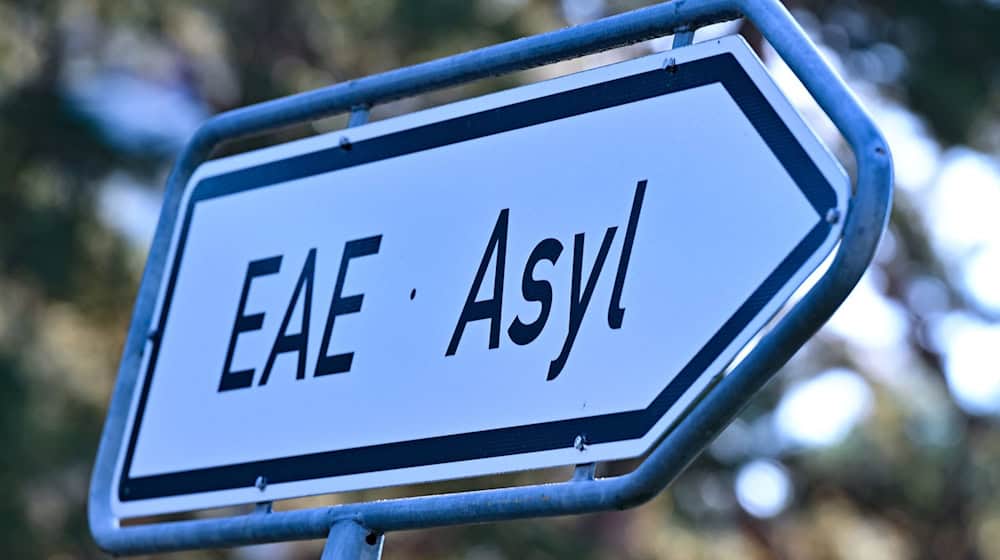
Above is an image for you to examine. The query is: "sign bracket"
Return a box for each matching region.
[673,27,696,48]
[88,0,892,556]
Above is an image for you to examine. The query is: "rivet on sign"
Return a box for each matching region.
[255,476,268,491]
[574,435,588,451]
[339,136,353,151]
[662,57,678,74]
[825,208,841,225]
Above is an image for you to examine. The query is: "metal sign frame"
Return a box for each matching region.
[88,0,892,557]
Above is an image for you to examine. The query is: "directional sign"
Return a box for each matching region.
[113,36,848,516]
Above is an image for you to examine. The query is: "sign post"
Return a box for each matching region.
[89,0,892,557]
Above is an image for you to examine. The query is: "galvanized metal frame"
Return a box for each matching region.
[88,0,893,555]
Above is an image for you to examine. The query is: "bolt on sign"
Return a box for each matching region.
[110,36,848,517]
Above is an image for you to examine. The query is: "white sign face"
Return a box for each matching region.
[113,36,848,517]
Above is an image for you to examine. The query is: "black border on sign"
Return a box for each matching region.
[120,53,836,501]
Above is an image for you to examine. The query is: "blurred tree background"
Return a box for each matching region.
[0,0,998,558]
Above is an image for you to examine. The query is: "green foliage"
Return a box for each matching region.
[0,0,997,558]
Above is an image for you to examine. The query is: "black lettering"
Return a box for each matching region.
[219,255,282,392]
[508,238,562,346]
[315,235,382,376]
[608,179,647,329]
[446,209,509,356]
[259,249,316,386]
[548,227,617,381]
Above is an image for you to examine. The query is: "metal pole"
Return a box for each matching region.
[320,521,383,560]
[319,98,378,560]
